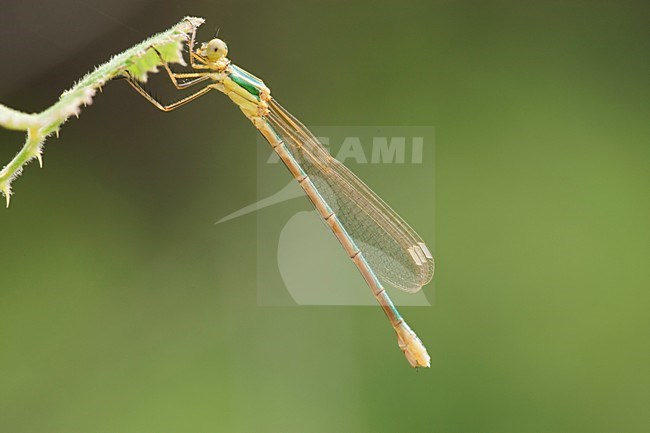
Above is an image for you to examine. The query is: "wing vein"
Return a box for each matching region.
[266,99,434,291]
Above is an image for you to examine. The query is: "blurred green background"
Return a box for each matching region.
[1,1,649,432]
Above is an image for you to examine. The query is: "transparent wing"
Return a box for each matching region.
[266,99,434,292]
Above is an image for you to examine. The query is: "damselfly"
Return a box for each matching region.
[124,21,435,368]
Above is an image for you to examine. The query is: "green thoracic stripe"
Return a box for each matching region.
[229,65,263,99]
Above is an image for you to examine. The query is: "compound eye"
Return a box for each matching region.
[206,38,228,61]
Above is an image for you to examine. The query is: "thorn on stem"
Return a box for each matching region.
[2,187,10,208]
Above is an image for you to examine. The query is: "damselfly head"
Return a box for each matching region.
[200,38,228,62]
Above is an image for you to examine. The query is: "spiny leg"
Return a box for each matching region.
[182,18,211,69]
[170,73,213,89]
[189,52,210,69]
[124,72,213,111]
[148,46,212,89]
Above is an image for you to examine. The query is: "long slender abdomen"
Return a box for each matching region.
[255,120,431,368]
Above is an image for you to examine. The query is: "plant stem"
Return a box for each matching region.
[0,16,204,207]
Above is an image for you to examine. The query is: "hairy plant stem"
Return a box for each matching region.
[0,16,204,207]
